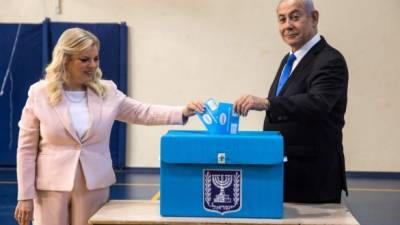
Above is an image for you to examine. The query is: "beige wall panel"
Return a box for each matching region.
[1,0,399,171]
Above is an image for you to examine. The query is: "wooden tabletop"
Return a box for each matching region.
[89,200,360,225]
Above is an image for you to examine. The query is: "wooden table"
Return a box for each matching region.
[89,200,360,225]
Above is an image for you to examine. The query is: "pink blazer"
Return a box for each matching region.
[17,80,184,200]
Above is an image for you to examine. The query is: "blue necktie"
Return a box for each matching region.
[276,53,296,96]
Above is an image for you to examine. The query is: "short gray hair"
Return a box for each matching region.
[278,0,315,15]
[303,0,315,14]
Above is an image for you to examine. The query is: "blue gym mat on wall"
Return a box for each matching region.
[0,18,128,168]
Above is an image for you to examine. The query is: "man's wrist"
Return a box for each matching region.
[264,98,270,111]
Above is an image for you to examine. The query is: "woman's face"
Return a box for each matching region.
[64,45,99,90]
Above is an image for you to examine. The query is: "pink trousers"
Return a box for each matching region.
[33,163,109,225]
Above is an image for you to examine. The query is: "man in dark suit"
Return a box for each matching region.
[234,0,348,203]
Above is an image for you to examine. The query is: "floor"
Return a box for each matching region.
[1,168,399,225]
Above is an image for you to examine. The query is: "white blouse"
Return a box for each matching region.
[64,91,90,139]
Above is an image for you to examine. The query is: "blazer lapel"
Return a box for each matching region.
[53,91,81,143]
[269,55,288,97]
[81,88,103,143]
[271,37,327,97]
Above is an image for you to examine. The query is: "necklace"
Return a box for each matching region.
[64,91,87,103]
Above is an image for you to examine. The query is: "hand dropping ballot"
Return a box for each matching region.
[196,98,239,134]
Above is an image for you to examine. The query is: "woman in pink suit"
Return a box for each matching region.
[14,27,204,225]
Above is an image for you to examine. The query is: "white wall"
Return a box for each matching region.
[1,0,399,172]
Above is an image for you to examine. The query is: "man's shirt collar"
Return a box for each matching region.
[290,33,321,70]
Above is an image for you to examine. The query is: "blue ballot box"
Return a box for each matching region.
[160,130,284,218]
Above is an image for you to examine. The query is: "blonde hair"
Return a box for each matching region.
[44,27,106,105]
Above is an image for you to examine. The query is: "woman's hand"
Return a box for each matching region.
[182,101,205,117]
[14,199,34,225]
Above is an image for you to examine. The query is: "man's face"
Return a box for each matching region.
[277,0,318,52]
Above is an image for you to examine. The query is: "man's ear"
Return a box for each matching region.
[311,10,319,28]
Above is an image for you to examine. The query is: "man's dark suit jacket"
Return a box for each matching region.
[264,37,348,203]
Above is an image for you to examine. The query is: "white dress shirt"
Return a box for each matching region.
[290,33,321,73]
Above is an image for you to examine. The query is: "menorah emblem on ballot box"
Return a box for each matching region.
[213,174,233,203]
[203,169,242,214]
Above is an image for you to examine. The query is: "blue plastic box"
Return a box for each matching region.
[160,130,284,218]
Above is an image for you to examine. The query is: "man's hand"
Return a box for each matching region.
[234,95,269,116]
[15,199,34,225]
